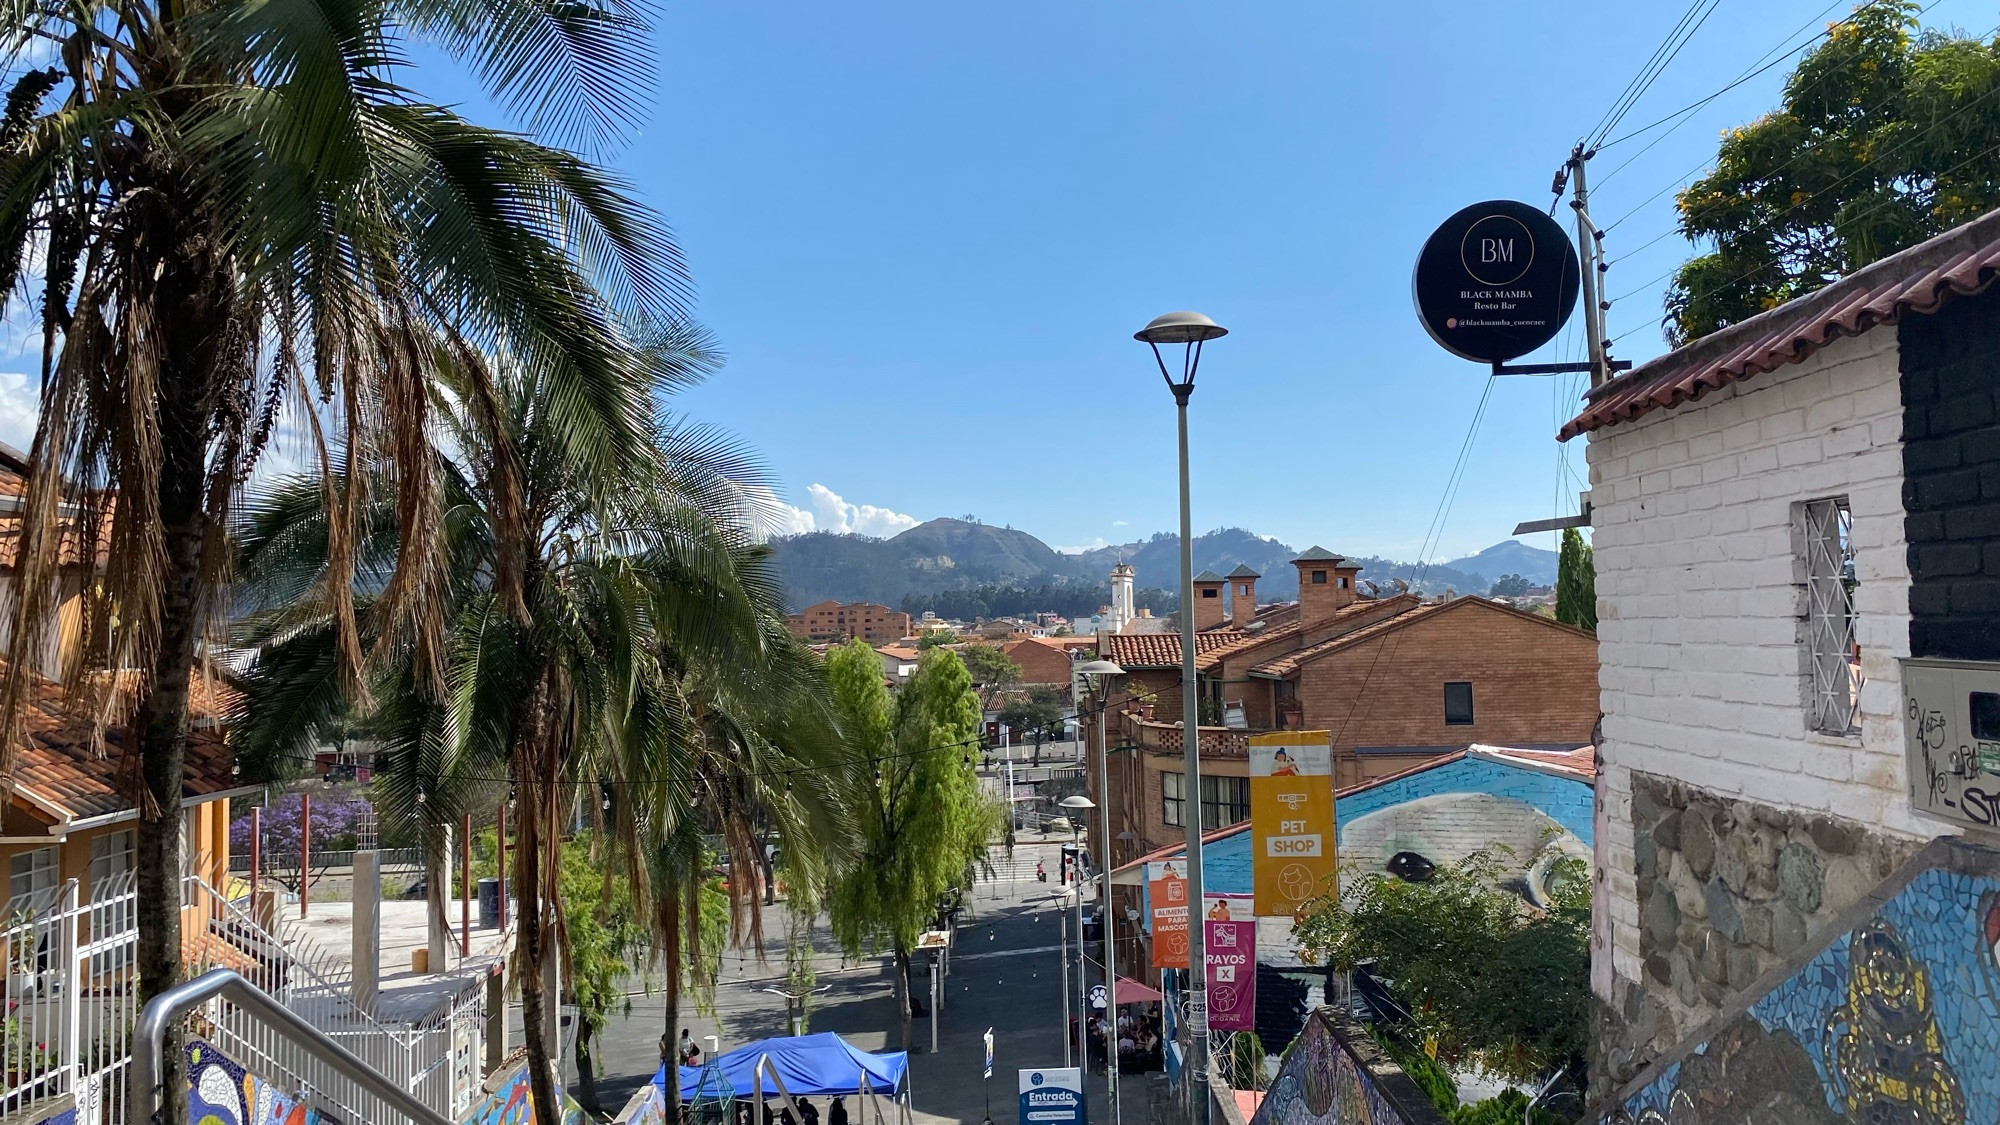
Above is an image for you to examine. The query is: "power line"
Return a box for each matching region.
[1598,60,2000,334]
[1598,0,1963,231]
[1604,129,2000,351]
[1587,0,1727,151]
[1328,376,1498,753]
[256,677,1185,789]
[1596,0,1848,160]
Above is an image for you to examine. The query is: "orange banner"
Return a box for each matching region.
[1147,861,1189,969]
[1249,731,1335,916]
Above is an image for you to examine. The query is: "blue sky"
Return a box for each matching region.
[3,0,1992,561]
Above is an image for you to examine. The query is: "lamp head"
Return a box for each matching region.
[1059,794,1097,810]
[1134,311,1228,344]
[1075,659,1126,678]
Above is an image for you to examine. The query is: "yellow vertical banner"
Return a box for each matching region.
[1249,731,1335,916]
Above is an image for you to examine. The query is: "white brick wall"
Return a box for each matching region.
[1583,329,1940,997]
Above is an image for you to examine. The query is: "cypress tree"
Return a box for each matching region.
[1555,527,1597,631]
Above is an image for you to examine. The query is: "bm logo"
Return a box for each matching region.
[1460,214,1533,287]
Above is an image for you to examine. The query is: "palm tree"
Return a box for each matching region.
[233,343,850,1119]
[0,0,675,1117]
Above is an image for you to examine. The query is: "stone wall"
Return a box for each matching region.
[1591,772,1921,1101]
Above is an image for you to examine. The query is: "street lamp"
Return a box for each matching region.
[1075,658,1127,1125]
[1058,793,1096,1081]
[1135,309,1227,1125]
[759,985,832,1037]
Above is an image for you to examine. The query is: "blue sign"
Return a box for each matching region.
[1018,1068,1085,1125]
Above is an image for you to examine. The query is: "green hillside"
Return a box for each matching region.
[769,518,1543,611]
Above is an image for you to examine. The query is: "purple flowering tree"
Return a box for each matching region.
[231,785,371,896]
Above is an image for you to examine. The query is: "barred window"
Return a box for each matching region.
[1798,497,1860,735]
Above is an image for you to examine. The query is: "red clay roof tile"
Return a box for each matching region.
[1561,208,2000,441]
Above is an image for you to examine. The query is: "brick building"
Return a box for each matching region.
[786,600,913,643]
[1082,550,1598,861]
[1570,209,2000,1101]
[1002,637,1076,685]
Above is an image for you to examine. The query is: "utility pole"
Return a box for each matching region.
[1567,144,1611,388]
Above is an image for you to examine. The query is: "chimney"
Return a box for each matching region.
[1191,570,1227,631]
[1292,546,1357,626]
[1226,564,1260,626]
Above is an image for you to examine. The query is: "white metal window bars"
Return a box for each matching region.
[3,867,485,1125]
[1803,497,1860,735]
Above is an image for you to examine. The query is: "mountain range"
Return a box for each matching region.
[769,518,1557,612]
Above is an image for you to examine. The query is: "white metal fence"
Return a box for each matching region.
[3,869,488,1124]
[2,872,138,1125]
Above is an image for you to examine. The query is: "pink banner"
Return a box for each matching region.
[1204,918,1257,1032]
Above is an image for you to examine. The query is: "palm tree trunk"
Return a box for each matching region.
[129,303,225,1125]
[517,771,562,1124]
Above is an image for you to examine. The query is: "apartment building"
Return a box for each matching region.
[786,600,914,643]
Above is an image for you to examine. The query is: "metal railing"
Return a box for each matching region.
[135,969,452,1125]
[4,868,482,1124]
[3,872,139,1124]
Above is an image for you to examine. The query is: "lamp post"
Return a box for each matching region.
[1059,793,1096,1084]
[1136,309,1227,1124]
[1075,659,1126,1125]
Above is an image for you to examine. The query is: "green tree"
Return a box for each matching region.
[960,643,1023,709]
[1293,851,1590,1084]
[1488,574,1533,598]
[916,626,960,650]
[230,341,848,1120]
[825,639,1001,1050]
[1555,529,1597,632]
[1665,1,2000,343]
[0,0,674,1113]
[998,685,1067,740]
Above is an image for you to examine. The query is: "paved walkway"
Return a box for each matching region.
[582,839,1156,1125]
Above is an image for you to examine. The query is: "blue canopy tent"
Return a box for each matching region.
[654,1032,910,1102]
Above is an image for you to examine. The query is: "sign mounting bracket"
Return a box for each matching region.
[1490,359,1632,378]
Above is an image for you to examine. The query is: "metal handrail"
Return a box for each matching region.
[133,969,454,1125]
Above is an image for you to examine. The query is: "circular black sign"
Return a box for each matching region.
[1413,199,1580,364]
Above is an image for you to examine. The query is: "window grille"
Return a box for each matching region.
[1801,497,1860,734]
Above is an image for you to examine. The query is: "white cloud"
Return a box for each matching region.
[767,483,919,538]
[0,372,39,450]
[1111,520,1129,527]
[1054,537,1110,554]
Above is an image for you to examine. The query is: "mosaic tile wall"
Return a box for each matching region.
[186,1038,342,1125]
[1249,1009,1445,1125]
[1606,839,2000,1125]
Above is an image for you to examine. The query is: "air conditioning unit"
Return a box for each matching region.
[1901,657,2000,832]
